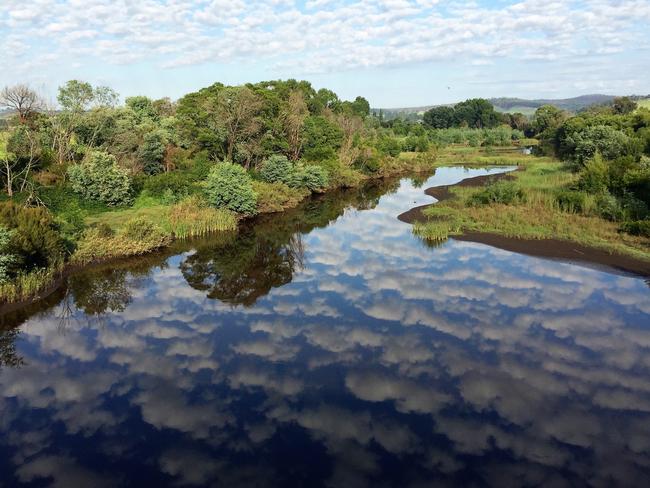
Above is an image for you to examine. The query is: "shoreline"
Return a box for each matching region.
[0,165,434,314]
[399,169,650,278]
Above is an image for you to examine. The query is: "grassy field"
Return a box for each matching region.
[414,158,650,261]
[636,98,650,110]
[432,144,551,167]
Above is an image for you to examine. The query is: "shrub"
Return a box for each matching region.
[0,226,16,284]
[253,181,308,213]
[260,155,294,185]
[555,189,587,213]
[67,151,133,206]
[142,171,194,200]
[0,202,67,271]
[594,193,623,221]
[288,165,329,191]
[205,162,258,215]
[577,152,609,193]
[468,181,525,206]
[620,219,650,237]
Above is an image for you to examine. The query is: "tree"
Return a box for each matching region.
[126,96,158,123]
[533,105,568,135]
[423,106,456,129]
[1,125,41,197]
[612,97,637,115]
[454,98,500,129]
[283,90,308,161]
[203,86,263,165]
[0,84,42,123]
[57,80,94,113]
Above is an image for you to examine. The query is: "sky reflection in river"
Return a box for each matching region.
[1,167,650,487]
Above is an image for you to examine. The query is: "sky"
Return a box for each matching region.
[1,0,649,108]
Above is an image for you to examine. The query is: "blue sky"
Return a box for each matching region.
[1,0,649,107]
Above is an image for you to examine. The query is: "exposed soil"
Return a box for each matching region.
[399,170,650,278]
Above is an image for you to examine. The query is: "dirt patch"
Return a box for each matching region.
[399,169,650,278]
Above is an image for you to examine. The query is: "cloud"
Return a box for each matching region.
[1,0,648,82]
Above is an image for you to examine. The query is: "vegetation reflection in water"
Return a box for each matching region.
[1,167,650,487]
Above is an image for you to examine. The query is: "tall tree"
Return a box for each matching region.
[203,86,263,165]
[283,90,309,161]
[0,84,42,123]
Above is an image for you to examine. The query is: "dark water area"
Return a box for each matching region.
[1,167,650,487]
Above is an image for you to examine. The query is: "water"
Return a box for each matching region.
[1,167,650,487]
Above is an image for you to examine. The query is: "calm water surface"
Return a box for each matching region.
[1,167,650,487]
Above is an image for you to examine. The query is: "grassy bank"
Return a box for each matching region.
[414,157,650,261]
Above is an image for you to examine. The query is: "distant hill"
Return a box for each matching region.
[373,94,650,120]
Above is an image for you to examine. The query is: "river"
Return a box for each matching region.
[1,166,649,487]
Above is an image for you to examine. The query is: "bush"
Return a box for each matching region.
[0,226,16,284]
[288,165,329,191]
[67,151,133,206]
[620,219,650,237]
[260,155,294,185]
[594,193,623,221]
[205,162,258,215]
[0,202,67,271]
[468,181,524,206]
[577,152,609,193]
[253,181,308,213]
[142,171,194,200]
[555,189,587,213]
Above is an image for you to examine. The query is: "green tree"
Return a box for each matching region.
[423,106,456,129]
[612,97,637,115]
[454,98,500,129]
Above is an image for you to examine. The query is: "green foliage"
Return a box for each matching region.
[253,181,308,213]
[570,125,632,167]
[620,219,650,237]
[376,136,402,157]
[468,181,524,206]
[556,189,587,213]
[0,202,67,272]
[205,162,258,215]
[288,164,329,191]
[302,116,343,161]
[260,155,294,185]
[0,226,16,284]
[423,99,500,129]
[142,171,195,200]
[139,131,166,175]
[68,151,133,206]
[423,106,456,129]
[577,152,609,193]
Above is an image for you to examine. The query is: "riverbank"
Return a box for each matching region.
[0,152,437,309]
[406,161,650,275]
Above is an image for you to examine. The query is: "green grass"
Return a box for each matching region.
[433,145,554,167]
[636,98,650,111]
[414,159,650,261]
